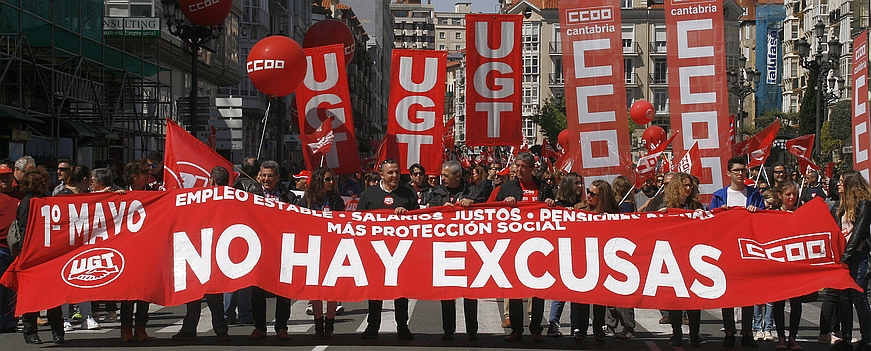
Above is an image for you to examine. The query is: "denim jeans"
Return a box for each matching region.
[753,303,773,332]
[549,300,565,324]
[838,253,871,343]
[0,247,18,330]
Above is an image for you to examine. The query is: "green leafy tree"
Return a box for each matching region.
[828,100,852,140]
[532,97,567,143]
[740,109,800,138]
[798,70,818,136]
[819,121,843,164]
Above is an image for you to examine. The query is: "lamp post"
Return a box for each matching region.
[727,55,761,141]
[161,0,224,136]
[794,19,842,157]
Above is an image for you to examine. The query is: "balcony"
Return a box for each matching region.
[622,41,642,55]
[548,41,561,54]
[548,73,564,86]
[625,72,642,87]
[654,102,670,115]
[649,42,667,55]
[649,73,668,86]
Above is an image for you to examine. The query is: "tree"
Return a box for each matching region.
[820,121,843,164]
[798,70,818,136]
[828,100,851,140]
[741,109,800,138]
[531,97,566,142]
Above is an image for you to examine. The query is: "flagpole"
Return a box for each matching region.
[257,98,273,160]
[619,188,633,205]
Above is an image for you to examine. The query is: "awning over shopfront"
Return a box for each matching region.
[0,105,45,124]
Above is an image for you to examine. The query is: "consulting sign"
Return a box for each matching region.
[103,17,160,37]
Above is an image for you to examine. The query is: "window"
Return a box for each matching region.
[626,89,635,108]
[522,117,537,141]
[792,23,799,39]
[622,26,634,53]
[524,55,539,74]
[790,61,798,77]
[654,26,667,52]
[455,32,462,39]
[653,89,669,113]
[621,0,633,8]
[522,21,540,52]
[440,45,445,50]
[439,31,446,39]
[653,59,667,83]
[455,45,461,50]
[624,58,635,83]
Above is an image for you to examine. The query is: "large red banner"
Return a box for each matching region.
[1,190,856,315]
[853,30,870,180]
[465,14,523,146]
[558,0,632,183]
[665,0,730,197]
[386,50,446,174]
[164,119,234,190]
[296,44,361,175]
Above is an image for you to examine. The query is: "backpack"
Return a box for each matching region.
[6,218,20,255]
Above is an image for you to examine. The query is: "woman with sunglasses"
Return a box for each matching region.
[298,167,345,339]
[829,171,871,351]
[569,179,615,345]
[653,173,704,347]
[546,173,585,338]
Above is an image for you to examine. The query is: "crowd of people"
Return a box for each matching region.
[0,151,868,351]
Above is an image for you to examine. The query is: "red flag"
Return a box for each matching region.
[786,134,821,172]
[207,124,218,150]
[729,114,735,145]
[677,141,703,177]
[825,162,834,180]
[163,119,234,190]
[541,138,559,160]
[460,154,471,169]
[660,154,672,174]
[298,117,335,169]
[632,132,680,188]
[733,120,780,156]
[443,117,456,150]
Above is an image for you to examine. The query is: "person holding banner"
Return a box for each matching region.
[297,167,345,339]
[830,170,871,351]
[710,155,765,348]
[427,160,481,341]
[769,182,806,350]
[496,152,554,343]
[172,166,231,342]
[249,160,294,341]
[572,179,615,345]
[358,159,419,340]
[654,173,704,347]
[119,159,155,342]
[545,172,586,342]
[16,167,64,344]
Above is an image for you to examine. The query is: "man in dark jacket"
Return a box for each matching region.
[225,157,259,326]
[233,157,263,196]
[358,159,418,340]
[495,153,554,343]
[427,160,481,341]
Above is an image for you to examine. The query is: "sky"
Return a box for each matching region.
[432,0,501,14]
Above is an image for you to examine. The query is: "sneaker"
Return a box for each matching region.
[615,329,635,339]
[546,321,561,337]
[63,321,74,332]
[764,331,775,341]
[573,329,585,343]
[305,303,314,315]
[103,311,117,322]
[602,325,615,337]
[754,330,764,341]
[81,317,101,330]
[336,303,345,315]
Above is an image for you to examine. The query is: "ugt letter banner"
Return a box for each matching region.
[1,189,857,315]
[295,44,361,175]
[558,0,632,183]
[464,14,523,146]
[386,49,446,174]
[665,0,730,196]
[853,30,870,180]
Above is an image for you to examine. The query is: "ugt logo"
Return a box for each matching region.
[166,161,212,189]
[62,248,125,288]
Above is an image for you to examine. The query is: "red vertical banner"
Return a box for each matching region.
[295,44,361,174]
[558,0,632,182]
[465,14,523,146]
[386,50,447,174]
[853,30,870,180]
[665,0,729,196]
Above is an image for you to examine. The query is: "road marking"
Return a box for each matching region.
[312,345,328,351]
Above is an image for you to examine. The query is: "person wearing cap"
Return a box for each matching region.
[0,163,23,200]
[0,161,21,333]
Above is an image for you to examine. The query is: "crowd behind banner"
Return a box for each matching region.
[0,151,866,351]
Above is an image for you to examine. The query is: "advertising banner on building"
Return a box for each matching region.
[295,44,361,175]
[853,30,870,180]
[2,189,855,314]
[558,0,632,183]
[665,0,731,196]
[464,14,523,146]
[386,49,447,174]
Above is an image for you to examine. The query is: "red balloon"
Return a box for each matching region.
[247,36,306,97]
[303,20,356,66]
[557,129,569,151]
[641,126,667,152]
[630,100,655,125]
[179,0,232,27]
[368,140,380,148]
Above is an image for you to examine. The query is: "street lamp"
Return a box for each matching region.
[161,0,224,135]
[795,19,842,157]
[727,55,761,141]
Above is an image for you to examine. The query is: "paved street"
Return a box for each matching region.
[0,298,853,350]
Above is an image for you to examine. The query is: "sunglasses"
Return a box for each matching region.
[323,177,334,182]
[586,190,599,197]
[57,167,70,171]
[773,171,785,174]
[148,163,159,168]
[412,172,423,176]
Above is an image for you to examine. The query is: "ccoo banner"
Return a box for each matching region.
[1,189,856,315]
[853,30,870,180]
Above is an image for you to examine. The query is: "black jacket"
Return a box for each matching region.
[837,199,871,263]
[234,176,263,196]
[427,183,481,207]
[495,178,554,202]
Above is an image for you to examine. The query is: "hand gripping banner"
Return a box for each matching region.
[1,190,857,315]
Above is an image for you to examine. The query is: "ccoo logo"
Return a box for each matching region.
[62,248,125,288]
